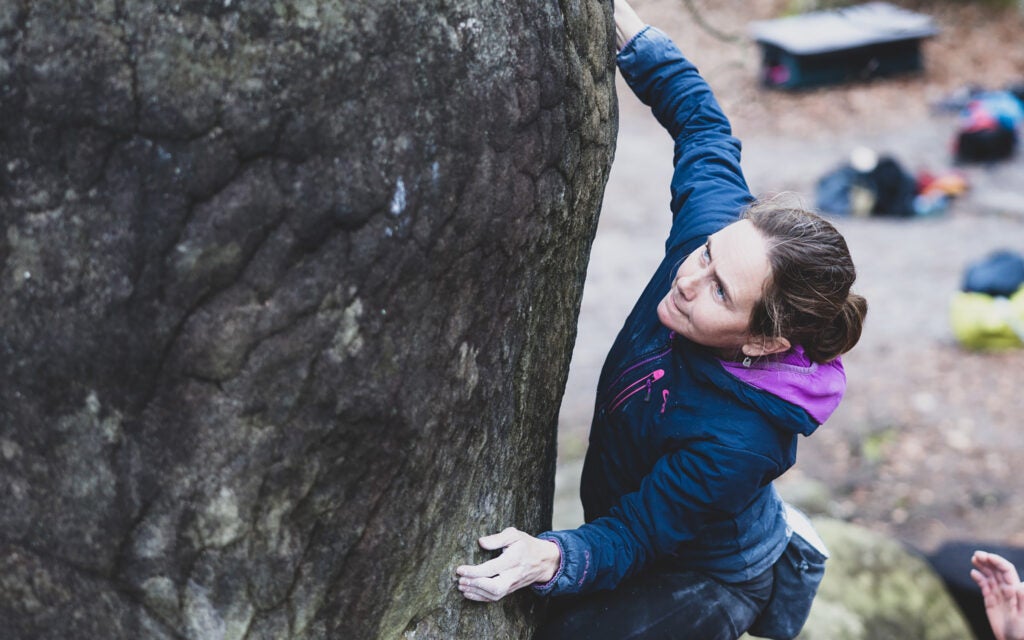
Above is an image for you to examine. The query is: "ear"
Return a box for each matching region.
[741,335,791,358]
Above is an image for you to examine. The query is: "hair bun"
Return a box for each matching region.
[808,294,868,363]
[745,201,869,363]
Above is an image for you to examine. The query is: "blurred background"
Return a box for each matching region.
[553,0,1024,562]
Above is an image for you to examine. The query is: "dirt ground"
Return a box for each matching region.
[554,0,1024,556]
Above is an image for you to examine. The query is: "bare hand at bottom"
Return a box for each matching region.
[972,550,1024,640]
[456,527,561,602]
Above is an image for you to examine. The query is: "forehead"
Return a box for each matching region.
[710,220,771,306]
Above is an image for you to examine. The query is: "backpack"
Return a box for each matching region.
[954,91,1023,163]
[951,250,1024,349]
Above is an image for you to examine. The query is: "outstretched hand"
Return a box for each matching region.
[971,550,1024,640]
[456,527,561,602]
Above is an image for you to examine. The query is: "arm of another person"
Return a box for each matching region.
[972,550,1024,640]
[615,1,753,253]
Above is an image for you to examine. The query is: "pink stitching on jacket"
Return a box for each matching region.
[578,550,591,586]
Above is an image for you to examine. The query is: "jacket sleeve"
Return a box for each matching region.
[616,26,754,255]
[534,440,777,597]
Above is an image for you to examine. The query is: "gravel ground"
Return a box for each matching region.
[554,0,1024,555]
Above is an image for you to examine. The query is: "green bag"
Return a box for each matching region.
[950,287,1024,350]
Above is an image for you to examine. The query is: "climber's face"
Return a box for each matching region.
[657,220,776,357]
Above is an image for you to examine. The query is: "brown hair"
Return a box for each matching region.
[744,199,868,363]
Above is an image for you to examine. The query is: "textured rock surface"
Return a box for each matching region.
[0,1,616,638]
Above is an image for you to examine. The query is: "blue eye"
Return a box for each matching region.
[702,245,710,261]
[715,282,726,299]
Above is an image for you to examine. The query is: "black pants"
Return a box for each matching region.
[534,567,773,640]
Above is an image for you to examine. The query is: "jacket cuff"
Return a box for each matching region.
[616,25,672,81]
[531,531,592,596]
[617,24,652,58]
[531,534,566,595]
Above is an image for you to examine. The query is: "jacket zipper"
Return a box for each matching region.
[605,345,672,393]
[601,336,674,414]
[608,368,665,413]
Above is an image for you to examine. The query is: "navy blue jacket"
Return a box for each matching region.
[535,27,833,597]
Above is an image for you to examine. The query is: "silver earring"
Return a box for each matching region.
[742,356,752,367]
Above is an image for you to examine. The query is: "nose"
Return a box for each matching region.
[676,272,700,301]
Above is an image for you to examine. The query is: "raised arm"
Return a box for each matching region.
[615,2,753,253]
[614,0,645,50]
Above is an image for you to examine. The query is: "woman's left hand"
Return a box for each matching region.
[456,527,561,602]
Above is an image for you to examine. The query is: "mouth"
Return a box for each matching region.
[670,288,685,314]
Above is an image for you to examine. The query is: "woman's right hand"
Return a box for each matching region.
[455,527,561,602]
